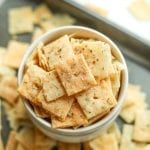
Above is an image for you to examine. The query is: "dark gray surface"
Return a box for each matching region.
[0,0,150,146]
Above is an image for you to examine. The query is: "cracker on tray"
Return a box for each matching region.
[77,78,117,119]
[56,54,97,96]
[9,6,34,34]
[4,40,29,68]
[43,35,75,70]
[51,102,88,128]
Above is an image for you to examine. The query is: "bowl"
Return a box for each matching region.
[18,26,128,143]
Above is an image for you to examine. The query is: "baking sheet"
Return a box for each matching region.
[0,0,150,146]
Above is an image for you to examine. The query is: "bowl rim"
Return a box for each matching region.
[18,25,128,134]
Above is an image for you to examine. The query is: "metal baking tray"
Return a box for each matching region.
[1,0,150,147]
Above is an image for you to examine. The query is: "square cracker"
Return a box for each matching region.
[0,76,18,105]
[51,102,88,128]
[43,70,65,102]
[9,6,34,34]
[18,65,47,103]
[43,35,75,70]
[4,40,29,68]
[76,78,117,119]
[72,41,114,78]
[56,54,97,96]
[89,133,118,150]
[132,110,150,143]
[36,91,74,120]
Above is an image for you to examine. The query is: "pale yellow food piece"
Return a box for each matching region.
[16,144,26,150]
[6,131,18,150]
[129,0,150,20]
[56,54,97,96]
[132,110,150,143]
[9,6,34,34]
[16,127,35,150]
[43,35,75,70]
[120,124,147,150]
[107,122,121,144]
[18,65,47,103]
[0,136,4,150]
[72,40,114,79]
[34,128,56,149]
[34,3,53,24]
[43,70,65,102]
[0,66,16,78]
[89,133,118,150]
[4,40,29,68]
[51,102,88,128]
[77,78,117,119]
[40,20,56,32]
[58,142,81,150]
[0,76,18,105]
[36,91,74,120]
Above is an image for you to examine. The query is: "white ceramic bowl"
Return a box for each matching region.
[18,26,128,143]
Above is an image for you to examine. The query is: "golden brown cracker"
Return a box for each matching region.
[51,102,88,128]
[4,40,29,68]
[56,54,97,96]
[58,142,81,150]
[77,78,117,119]
[43,35,75,70]
[9,6,34,34]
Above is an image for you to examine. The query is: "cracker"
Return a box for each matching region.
[58,142,81,150]
[37,42,50,71]
[18,65,47,103]
[43,35,75,70]
[132,110,150,143]
[72,41,114,78]
[77,78,117,119]
[4,40,29,68]
[34,128,56,149]
[0,66,16,78]
[129,0,150,20]
[43,70,65,102]
[40,20,56,32]
[51,102,88,128]
[0,76,18,105]
[9,6,34,34]
[16,144,26,150]
[16,127,35,150]
[36,91,74,120]
[0,135,4,150]
[6,131,18,150]
[107,122,121,144]
[34,4,53,24]
[89,133,118,150]
[56,54,96,96]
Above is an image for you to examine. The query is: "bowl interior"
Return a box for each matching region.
[18,26,128,134]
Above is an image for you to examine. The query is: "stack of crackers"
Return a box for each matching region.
[0,3,150,150]
[18,34,123,129]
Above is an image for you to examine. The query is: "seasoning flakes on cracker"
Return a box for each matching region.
[9,7,34,34]
[77,78,117,119]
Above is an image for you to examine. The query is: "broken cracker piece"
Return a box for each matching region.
[43,70,65,102]
[4,40,29,68]
[58,142,81,150]
[18,65,47,103]
[51,102,88,128]
[56,54,97,96]
[9,6,34,34]
[77,78,117,119]
[43,35,75,70]
[132,110,150,143]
